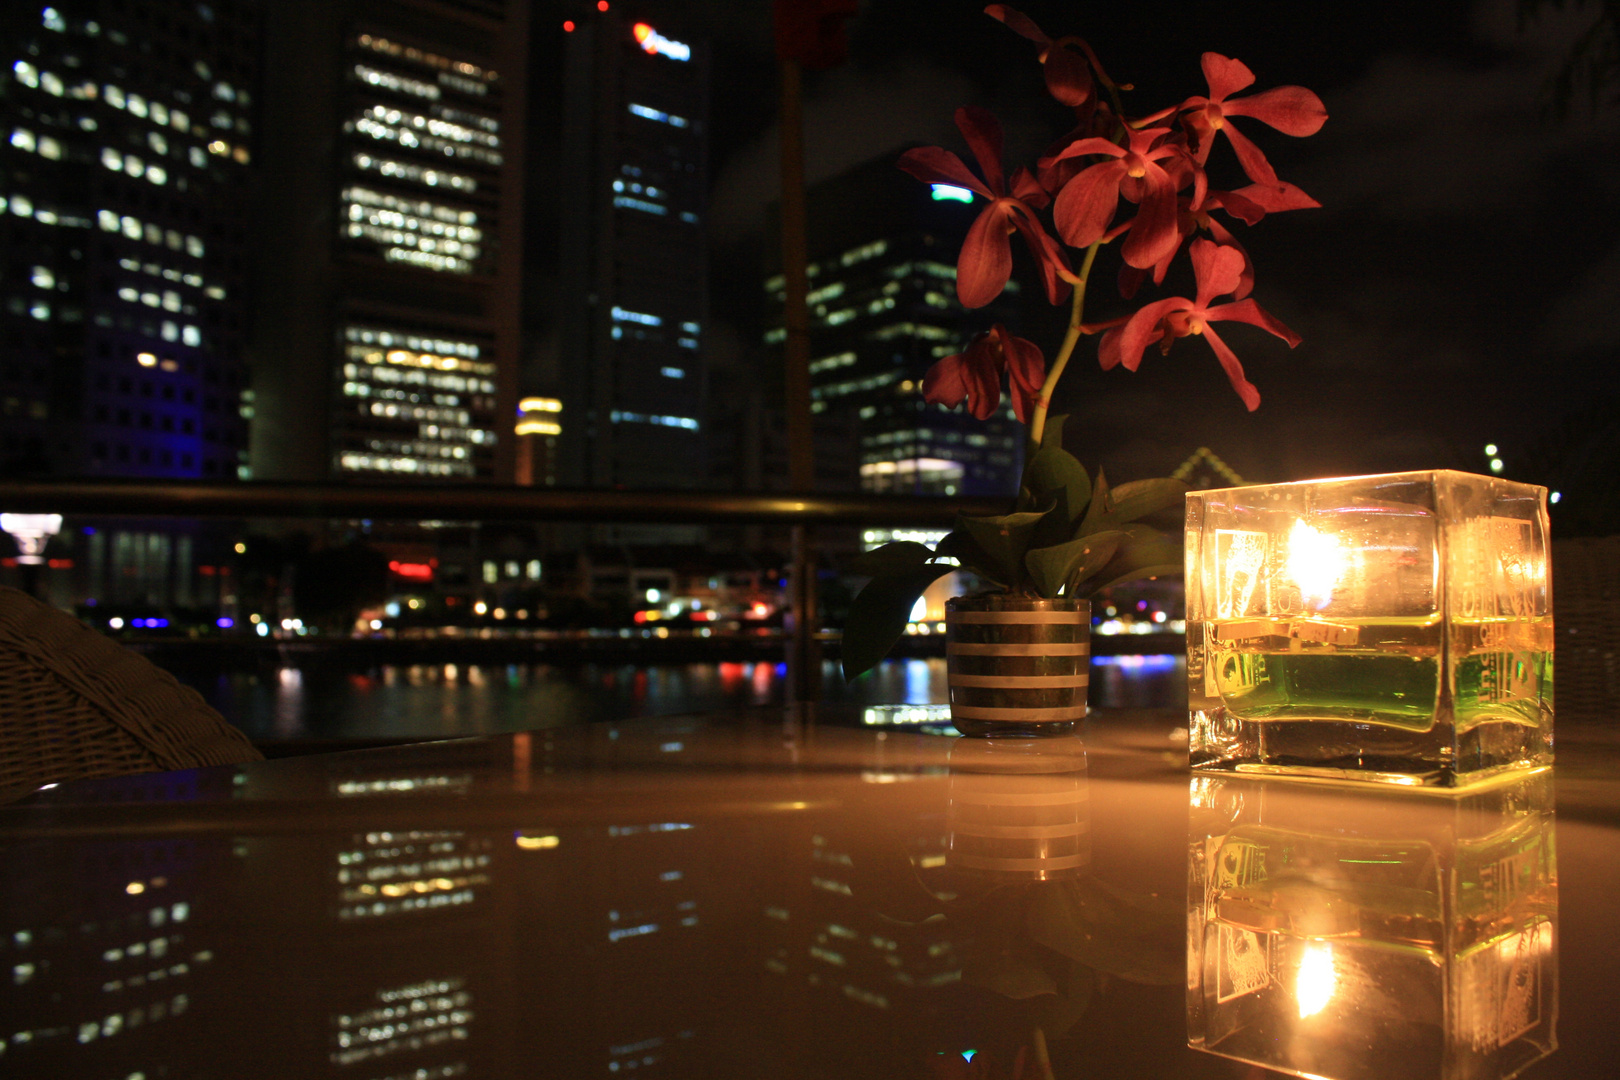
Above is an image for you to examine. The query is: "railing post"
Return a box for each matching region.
[788,523,820,702]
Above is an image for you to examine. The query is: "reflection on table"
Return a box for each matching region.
[1189,773,1557,1080]
[0,708,1604,1079]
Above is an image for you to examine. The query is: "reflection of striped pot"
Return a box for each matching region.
[947,736,1089,881]
[945,596,1090,737]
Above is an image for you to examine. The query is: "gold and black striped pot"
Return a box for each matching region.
[945,595,1090,737]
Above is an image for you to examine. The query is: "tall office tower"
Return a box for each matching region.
[555,9,709,490]
[249,0,526,482]
[765,154,1024,497]
[1,3,257,481]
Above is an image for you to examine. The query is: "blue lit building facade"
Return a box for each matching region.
[1,2,257,481]
[556,8,708,490]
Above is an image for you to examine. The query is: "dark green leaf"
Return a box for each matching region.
[840,564,957,680]
[959,510,1046,591]
[1084,477,1189,532]
[934,529,1005,587]
[1078,467,1111,536]
[1072,524,1184,596]
[842,540,935,578]
[1024,529,1125,598]
[1023,445,1092,526]
[1041,412,1069,451]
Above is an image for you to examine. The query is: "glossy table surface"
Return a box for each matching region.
[3,705,1618,1080]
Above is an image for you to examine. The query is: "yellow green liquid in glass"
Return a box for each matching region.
[1206,616,1551,732]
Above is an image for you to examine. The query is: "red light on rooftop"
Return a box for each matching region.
[563,19,575,31]
[388,560,434,582]
[597,0,609,10]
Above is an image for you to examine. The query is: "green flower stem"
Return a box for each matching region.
[1027,239,1102,453]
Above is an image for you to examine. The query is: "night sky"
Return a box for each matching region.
[635,0,1620,498]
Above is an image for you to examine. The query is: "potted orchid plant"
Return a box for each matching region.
[840,5,1326,735]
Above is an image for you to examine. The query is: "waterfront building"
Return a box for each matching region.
[248,0,527,483]
[764,154,1024,497]
[554,7,709,491]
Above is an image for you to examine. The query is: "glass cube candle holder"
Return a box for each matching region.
[1187,774,1557,1080]
[1185,471,1553,788]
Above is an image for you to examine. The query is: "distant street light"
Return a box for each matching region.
[0,513,62,564]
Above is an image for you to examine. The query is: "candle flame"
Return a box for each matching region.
[1287,519,1345,608]
[1296,942,1336,1019]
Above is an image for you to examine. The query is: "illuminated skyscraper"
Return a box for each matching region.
[555,8,709,490]
[765,155,1024,496]
[0,2,258,481]
[248,0,527,482]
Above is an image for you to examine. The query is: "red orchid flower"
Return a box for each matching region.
[1099,239,1299,411]
[1118,181,1318,300]
[1175,53,1327,184]
[923,324,1045,422]
[984,5,1097,108]
[898,107,1073,309]
[1044,125,1200,269]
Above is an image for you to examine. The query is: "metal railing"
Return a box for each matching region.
[0,480,1013,700]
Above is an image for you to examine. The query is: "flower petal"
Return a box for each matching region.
[1204,219,1254,299]
[921,353,970,409]
[897,147,994,199]
[1201,53,1256,102]
[1224,85,1327,136]
[1115,297,1188,372]
[1043,44,1094,107]
[1189,239,1247,306]
[1206,297,1302,347]
[1009,202,1074,305]
[955,106,1006,196]
[1120,170,1182,270]
[1220,121,1278,185]
[1199,324,1262,410]
[999,328,1047,423]
[957,205,1015,308]
[1041,135,1125,168]
[1009,166,1049,209]
[963,338,1003,420]
[983,4,1049,45]
[1052,159,1126,248]
[1098,325,1125,369]
[1233,180,1320,213]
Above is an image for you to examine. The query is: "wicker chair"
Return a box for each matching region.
[1552,536,1620,726]
[0,585,261,797]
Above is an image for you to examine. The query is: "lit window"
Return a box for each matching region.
[30,302,50,321]
[124,154,144,177]
[101,147,122,170]
[161,321,178,342]
[660,367,685,379]
[161,291,180,312]
[120,216,141,240]
[186,236,204,258]
[97,209,118,231]
[151,101,169,125]
[41,71,64,97]
[182,326,200,346]
[13,61,39,89]
[148,132,168,154]
[30,267,53,289]
[10,128,36,153]
[43,8,67,32]
[127,93,147,118]
[104,84,124,107]
[38,136,60,159]
[118,287,139,302]
[147,165,167,185]
[188,146,206,168]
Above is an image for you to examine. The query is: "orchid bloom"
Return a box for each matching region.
[1118,180,1319,300]
[1175,53,1328,184]
[1099,240,1299,411]
[1044,125,1200,270]
[898,107,1073,309]
[984,5,1096,108]
[923,324,1046,422]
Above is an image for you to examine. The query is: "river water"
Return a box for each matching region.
[186,655,1186,741]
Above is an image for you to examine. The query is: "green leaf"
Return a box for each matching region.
[1077,467,1111,536]
[1084,477,1189,533]
[842,540,935,578]
[959,510,1046,591]
[1024,529,1125,598]
[1041,412,1069,451]
[934,529,1005,587]
[1072,524,1184,596]
[1023,445,1092,539]
[840,564,956,680]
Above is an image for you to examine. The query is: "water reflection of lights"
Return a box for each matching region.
[1092,653,1179,670]
[1296,942,1336,1019]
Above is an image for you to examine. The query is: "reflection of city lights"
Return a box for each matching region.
[515,834,560,850]
[1296,943,1336,1019]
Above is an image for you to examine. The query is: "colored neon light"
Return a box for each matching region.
[631,22,691,61]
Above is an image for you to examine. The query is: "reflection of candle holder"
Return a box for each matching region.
[946,737,1088,881]
[1186,471,1553,788]
[1188,773,1557,1080]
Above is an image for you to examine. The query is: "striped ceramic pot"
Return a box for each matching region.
[946,735,1089,881]
[945,595,1090,737]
